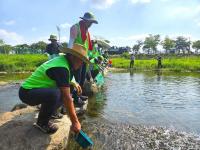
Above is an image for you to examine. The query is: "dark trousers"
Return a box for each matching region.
[19,87,62,125]
[74,63,87,87]
[86,69,99,81]
[158,60,162,68]
[130,60,134,68]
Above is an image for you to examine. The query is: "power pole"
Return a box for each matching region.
[56,25,61,43]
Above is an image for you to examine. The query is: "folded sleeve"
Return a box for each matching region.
[46,67,70,87]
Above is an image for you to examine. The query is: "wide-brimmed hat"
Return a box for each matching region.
[48,35,57,41]
[80,12,98,24]
[60,44,90,64]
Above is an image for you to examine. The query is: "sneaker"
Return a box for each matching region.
[80,95,88,101]
[33,122,58,134]
[51,112,63,119]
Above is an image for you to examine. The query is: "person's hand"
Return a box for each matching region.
[90,78,94,83]
[71,120,81,133]
[74,83,82,95]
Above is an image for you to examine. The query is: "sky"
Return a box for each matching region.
[1,0,200,47]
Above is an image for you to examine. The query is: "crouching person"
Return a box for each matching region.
[86,56,103,82]
[18,44,90,134]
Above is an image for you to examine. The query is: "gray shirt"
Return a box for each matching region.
[130,55,135,61]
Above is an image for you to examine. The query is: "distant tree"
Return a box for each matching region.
[13,45,21,54]
[0,39,5,46]
[143,34,160,54]
[142,44,151,54]
[30,43,38,53]
[13,44,30,54]
[30,41,47,53]
[192,40,200,54]
[132,40,143,54]
[36,41,47,53]
[161,36,175,53]
[0,39,5,53]
[0,44,12,54]
[175,36,190,54]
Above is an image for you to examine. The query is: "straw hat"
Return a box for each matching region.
[60,44,90,64]
[80,12,98,24]
[48,35,57,41]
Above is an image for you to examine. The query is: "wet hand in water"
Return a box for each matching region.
[71,121,81,133]
[90,78,94,83]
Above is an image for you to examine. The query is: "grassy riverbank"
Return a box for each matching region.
[111,56,200,72]
[0,54,200,72]
[0,54,48,72]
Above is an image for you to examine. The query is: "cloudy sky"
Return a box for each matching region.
[1,0,200,46]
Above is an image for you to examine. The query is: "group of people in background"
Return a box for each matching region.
[19,12,109,134]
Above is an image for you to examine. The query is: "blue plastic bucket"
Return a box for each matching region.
[75,130,94,148]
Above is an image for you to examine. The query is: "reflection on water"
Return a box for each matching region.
[0,84,21,113]
[86,91,107,118]
[67,71,200,149]
[1,72,200,149]
[0,73,30,113]
[104,71,200,134]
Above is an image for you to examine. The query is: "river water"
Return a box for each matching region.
[104,71,200,134]
[0,73,29,113]
[0,72,200,149]
[67,70,200,149]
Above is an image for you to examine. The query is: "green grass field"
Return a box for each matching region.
[0,54,199,73]
[0,54,48,72]
[112,56,200,72]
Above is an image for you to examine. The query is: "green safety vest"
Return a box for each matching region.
[74,23,89,52]
[90,58,99,71]
[88,50,93,59]
[22,56,71,89]
[88,45,100,59]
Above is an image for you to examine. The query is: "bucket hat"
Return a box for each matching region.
[48,35,57,41]
[80,12,98,24]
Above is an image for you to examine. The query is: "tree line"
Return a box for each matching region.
[0,39,67,54]
[132,35,200,54]
[1,34,200,54]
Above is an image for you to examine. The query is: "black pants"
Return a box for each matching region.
[130,60,134,68]
[158,60,162,68]
[86,70,99,81]
[19,87,62,125]
[74,63,87,87]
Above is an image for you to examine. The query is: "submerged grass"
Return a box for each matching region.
[112,56,200,72]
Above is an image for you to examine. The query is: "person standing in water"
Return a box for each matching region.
[130,53,135,68]
[157,55,162,68]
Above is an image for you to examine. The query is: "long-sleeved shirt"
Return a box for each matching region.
[45,43,60,55]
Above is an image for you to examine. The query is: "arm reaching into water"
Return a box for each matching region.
[60,87,81,133]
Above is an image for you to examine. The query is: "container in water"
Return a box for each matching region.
[75,130,94,148]
[95,72,104,86]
